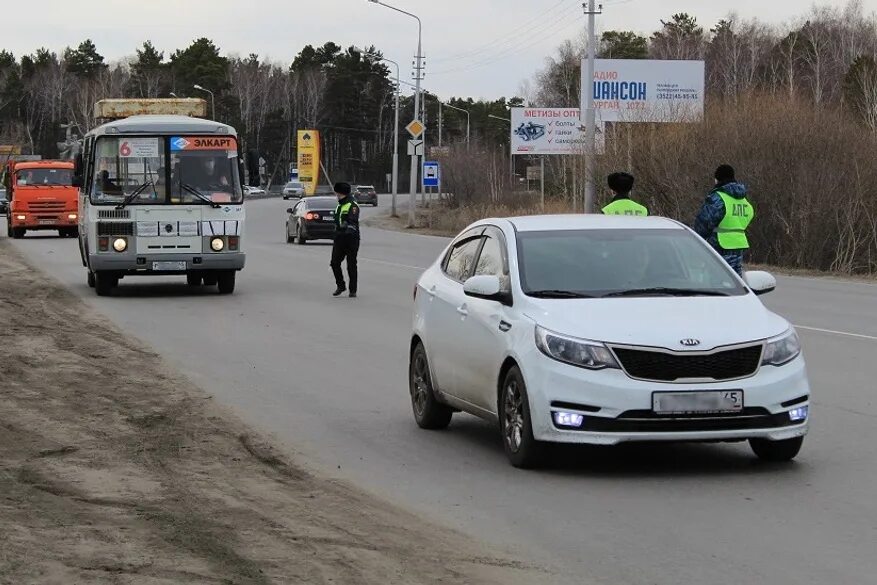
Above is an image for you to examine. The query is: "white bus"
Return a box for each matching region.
[74,103,259,296]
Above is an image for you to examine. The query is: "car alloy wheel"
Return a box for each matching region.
[408,342,452,429]
[503,379,525,453]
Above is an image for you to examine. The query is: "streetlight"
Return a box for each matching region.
[193,84,215,120]
[367,0,422,228]
[356,47,401,218]
[443,102,470,150]
[488,114,514,185]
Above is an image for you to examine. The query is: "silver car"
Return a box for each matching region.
[282,181,305,199]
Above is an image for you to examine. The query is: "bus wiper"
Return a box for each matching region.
[115,181,154,209]
[603,287,731,298]
[180,183,220,208]
[527,289,595,299]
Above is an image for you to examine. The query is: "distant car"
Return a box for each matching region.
[243,185,266,196]
[354,185,378,206]
[0,188,7,215]
[285,196,337,244]
[283,181,305,199]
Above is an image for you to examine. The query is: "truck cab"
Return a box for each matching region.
[5,160,79,238]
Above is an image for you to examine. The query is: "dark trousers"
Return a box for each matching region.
[330,235,359,292]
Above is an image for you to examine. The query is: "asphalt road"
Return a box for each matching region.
[6,198,877,585]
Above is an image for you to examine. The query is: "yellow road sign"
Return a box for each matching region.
[406,119,425,138]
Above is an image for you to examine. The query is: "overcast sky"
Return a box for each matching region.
[4,0,877,100]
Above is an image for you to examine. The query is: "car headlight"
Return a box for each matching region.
[210,237,225,251]
[535,325,619,370]
[762,329,801,366]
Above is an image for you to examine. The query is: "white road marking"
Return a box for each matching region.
[795,325,877,341]
[360,257,427,271]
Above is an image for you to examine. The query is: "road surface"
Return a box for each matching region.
[6,197,877,585]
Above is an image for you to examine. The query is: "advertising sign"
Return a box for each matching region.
[510,108,604,155]
[120,138,161,158]
[297,130,320,196]
[585,59,705,123]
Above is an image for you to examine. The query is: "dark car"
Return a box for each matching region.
[0,188,7,215]
[285,196,337,244]
[354,185,378,206]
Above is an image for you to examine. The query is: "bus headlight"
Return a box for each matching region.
[113,237,127,252]
[210,237,225,251]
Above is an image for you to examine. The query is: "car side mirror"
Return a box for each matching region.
[744,270,776,295]
[463,275,512,305]
[286,208,294,214]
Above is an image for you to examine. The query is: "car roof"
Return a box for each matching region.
[503,214,685,232]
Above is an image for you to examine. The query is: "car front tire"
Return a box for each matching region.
[500,366,545,469]
[409,341,453,430]
[750,436,804,462]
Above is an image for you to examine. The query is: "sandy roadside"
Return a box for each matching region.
[0,239,547,585]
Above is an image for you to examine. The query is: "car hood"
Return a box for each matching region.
[524,295,790,351]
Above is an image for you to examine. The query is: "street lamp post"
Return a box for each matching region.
[356,47,401,218]
[368,0,422,228]
[193,84,216,121]
[488,113,513,186]
[443,102,470,150]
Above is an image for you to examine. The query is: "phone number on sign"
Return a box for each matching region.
[657,93,701,100]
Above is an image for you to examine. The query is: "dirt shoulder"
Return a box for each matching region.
[0,240,543,584]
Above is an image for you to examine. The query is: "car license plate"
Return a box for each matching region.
[652,391,743,415]
[152,261,187,271]
[39,219,56,225]
[324,216,334,222]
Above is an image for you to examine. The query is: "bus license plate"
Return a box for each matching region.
[152,261,187,271]
[652,391,743,415]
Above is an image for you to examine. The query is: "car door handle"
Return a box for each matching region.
[499,320,511,332]
[456,305,469,316]
[427,285,437,298]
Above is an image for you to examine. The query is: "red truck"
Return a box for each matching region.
[4,160,79,238]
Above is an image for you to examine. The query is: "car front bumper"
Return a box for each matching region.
[89,252,245,274]
[521,348,811,445]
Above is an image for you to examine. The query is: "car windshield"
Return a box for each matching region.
[90,136,243,206]
[15,168,72,186]
[516,228,747,297]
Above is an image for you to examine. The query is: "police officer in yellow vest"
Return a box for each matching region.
[694,164,754,275]
[330,182,360,297]
[602,172,648,216]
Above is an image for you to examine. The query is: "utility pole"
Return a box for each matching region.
[582,0,600,214]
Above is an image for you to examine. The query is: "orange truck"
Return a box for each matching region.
[4,160,79,238]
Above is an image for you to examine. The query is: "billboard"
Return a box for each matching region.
[510,108,604,155]
[584,59,705,123]
[296,130,320,196]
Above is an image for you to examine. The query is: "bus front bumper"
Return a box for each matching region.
[89,252,246,274]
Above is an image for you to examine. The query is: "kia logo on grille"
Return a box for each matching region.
[680,338,701,347]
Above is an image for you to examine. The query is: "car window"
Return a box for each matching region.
[516,228,747,297]
[444,232,484,282]
[474,231,508,278]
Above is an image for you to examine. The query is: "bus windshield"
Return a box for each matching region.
[90,136,243,205]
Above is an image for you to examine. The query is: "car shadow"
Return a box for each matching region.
[106,282,225,298]
[446,415,801,478]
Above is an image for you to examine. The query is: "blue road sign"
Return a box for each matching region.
[423,161,439,188]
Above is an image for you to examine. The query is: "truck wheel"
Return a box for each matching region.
[6,221,12,237]
[11,228,25,239]
[186,273,202,287]
[87,271,96,288]
[94,272,117,296]
[217,271,236,294]
[68,227,79,238]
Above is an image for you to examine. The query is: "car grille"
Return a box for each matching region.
[577,408,795,433]
[612,344,762,382]
[27,201,65,212]
[97,221,135,236]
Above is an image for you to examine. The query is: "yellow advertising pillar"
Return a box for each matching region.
[297,130,320,196]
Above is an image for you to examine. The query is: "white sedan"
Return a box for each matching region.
[409,215,810,468]
[243,185,266,196]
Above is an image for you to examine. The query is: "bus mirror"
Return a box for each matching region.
[246,149,260,187]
